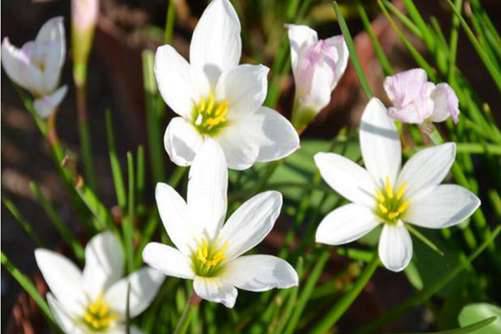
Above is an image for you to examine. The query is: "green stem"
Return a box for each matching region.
[312,254,379,334]
[164,0,177,44]
[173,292,199,334]
[76,84,96,190]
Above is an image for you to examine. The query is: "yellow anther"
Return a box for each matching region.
[397,201,409,214]
[192,93,229,135]
[378,203,388,214]
[375,190,384,203]
[82,296,117,331]
[192,239,228,277]
[396,182,408,201]
[384,176,393,199]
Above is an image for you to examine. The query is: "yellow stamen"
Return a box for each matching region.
[375,177,409,224]
[192,93,229,135]
[82,296,117,331]
[385,176,393,199]
[193,239,228,277]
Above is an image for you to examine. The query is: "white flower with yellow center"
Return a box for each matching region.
[142,139,299,308]
[314,98,480,272]
[155,0,300,170]
[35,232,164,333]
[2,17,68,118]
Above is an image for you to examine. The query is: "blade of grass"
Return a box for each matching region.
[448,0,463,82]
[311,253,379,334]
[1,251,54,324]
[400,316,497,334]
[334,1,373,98]
[124,152,136,273]
[142,50,166,183]
[407,225,444,256]
[136,145,145,200]
[30,182,84,260]
[3,198,44,247]
[105,110,127,209]
[164,0,177,44]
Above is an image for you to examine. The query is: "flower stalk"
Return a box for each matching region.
[173,291,202,334]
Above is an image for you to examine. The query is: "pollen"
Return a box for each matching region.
[192,93,229,136]
[375,177,409,224]
[81,296,117,331]
[192,239,228,277]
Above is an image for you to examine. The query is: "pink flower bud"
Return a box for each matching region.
[72,0,99,34]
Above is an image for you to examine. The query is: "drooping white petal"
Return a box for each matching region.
[315,204,379,245]
[34,249,85,315]
[190,0,242,82]
[251,107,300,163]
[324,35,349,90]
[33,85,67,118]
[359,98,401,185]
[216,64,269,116]
[188,138,228,239]
[36,17,65,93]
[225,255,298,292]
[164,117,204,167]
[405,185,480,229]
[314,152,376,207]
[215,119,260,170]
[397,143,456,198]
[286,24,318,78]
[1,37,44,94]
[155,45,195,118]
[82,232,124,300]
[47,293,84,334]
[430,83,460,123]
[219,191,282,260]
[142,242,194,279]
[378,222,413,272]
[155,183,197,254]
[193,276,238,308]
[105,267,164,318]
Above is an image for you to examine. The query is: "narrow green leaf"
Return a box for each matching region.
[459,303,501,334]
[401,316,497,334]
[334,1,373,98]
[30,182,84,260]
[124,152,136,273]
[407,225,444,256]
[3,198,44,247]
[105,110,127,209]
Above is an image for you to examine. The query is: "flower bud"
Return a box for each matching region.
[287,24,348,131]
[384,68,459,124]
[72,0,99,86]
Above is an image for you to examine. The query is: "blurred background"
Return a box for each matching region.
[2,0,501,332]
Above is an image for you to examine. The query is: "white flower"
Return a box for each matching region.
[286,24,348,129]
[314,98,480,272]
[384,68,459,124]
[35,232,164,333]
[155,0,299,170]
[2,17,67,118]
[142,139,298,308]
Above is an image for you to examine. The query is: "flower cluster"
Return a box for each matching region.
[1,0,483,332]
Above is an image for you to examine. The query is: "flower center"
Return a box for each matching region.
[81,296,117,331]
[192,93,229,136]
[191,239,228,277]
[375,177,409,224]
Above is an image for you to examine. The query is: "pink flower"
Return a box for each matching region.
[72,0,99,34]
[384,68,459,124]
[287,24,348,113]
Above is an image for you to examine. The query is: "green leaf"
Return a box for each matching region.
[105,110,127,209]
[400,316,496,334]
[459,304,501,334]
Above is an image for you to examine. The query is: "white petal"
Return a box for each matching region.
[383,68,428,108]
[324,35,349,90]
[34,249,85,315]
[314,152,376,207]
[405,185,480,229]
[315,204,379,245]
[1,37,44,94]
[219,191,282,260]
[155,45,195,118]
[142,242,194,279]
[164,117,204,167]
[155,183,196,254]
[286,24,318,78]
[253,107,300,163]
[105,267,165,318]
[82,232,124,299]
[193,276,238,308]
[36,17,66,93]
[225,255,298,292]
[188,138,228,239]
[360,98,401,185]
[378,222,413,272]
[216,64,269,116]
[33,85,67,118]
[216,119,260,170]
[47,293,84,334]
[108,326,143,334]
[190,0,242,81]
[397,143,456,198]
